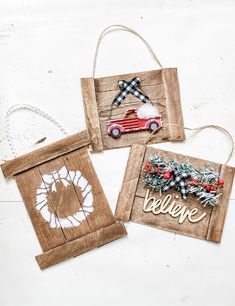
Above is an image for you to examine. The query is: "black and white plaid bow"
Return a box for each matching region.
[163,171,191,199]
[112,77,150,106]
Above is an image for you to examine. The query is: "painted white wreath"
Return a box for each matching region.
[35,166,94,229]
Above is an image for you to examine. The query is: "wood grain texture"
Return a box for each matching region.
[81,69,185,151]
[4,130,127,269]
[131,195,213,240]
[96,84,165,109]
[81,78,103,152]
[15,167,66,252]
[98,98,165,119]
[38,157,92,241]
[206,165,235,242]
[63,148,115,231]
[36,222,127,270]
[94,70,163,91]
[162,68,185,141]
[115,144,146,221]
[1,130,90,178]
[116,145,234,242]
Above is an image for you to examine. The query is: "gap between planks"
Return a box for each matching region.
[36,222,127,270]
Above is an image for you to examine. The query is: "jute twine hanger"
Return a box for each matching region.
[144,124,234,166]
[92,24,163,78]
[92,26,234,166]
[92,24,163,120]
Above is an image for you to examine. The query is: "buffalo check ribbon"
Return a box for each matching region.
[163,171,191,199]
[112,77,150,106]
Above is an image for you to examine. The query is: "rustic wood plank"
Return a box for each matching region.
[94,69,163,92]
[38,157,92,242]
[97,71,167,150]
[63,148,115,231]
[98,99,165,120]
[1,130,90,178]
[118,145,234,242]
[96,83,165,108]
[115,144,146,221]
[81,69,184,151]
[131,195,212,240]
[132,146,215,239]
[162,68,185,141]
[15,167,66,252]
[81,77,103,152]
[36,222,127,270]
[206,165,235,242]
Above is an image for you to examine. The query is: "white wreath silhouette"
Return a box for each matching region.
[35,166,93,228]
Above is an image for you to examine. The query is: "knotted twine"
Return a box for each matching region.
[144,124,234,166]
[144,124,234,199]
[92,24,163,78]
[92,24,163,119]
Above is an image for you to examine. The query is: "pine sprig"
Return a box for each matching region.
[144,155,224,206]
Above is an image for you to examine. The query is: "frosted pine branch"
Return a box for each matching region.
[144,155,224,206]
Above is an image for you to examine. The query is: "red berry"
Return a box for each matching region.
[217,179,224,186]
[145,162,151,171]
[210,186,217,191]
[163,172,171,180]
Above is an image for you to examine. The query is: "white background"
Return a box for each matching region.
[0,1,235,305]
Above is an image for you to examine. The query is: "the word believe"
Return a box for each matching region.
[143,190,207,224]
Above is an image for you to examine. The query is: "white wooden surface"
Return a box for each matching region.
[1,1,235,305]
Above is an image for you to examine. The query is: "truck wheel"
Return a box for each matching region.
[110,127,121,138]
[149,121,159,132]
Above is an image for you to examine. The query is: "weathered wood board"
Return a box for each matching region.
[115,144,234,242]
[1,131,127,269]
[81,68,185,152]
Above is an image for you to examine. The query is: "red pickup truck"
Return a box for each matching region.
[107,108,162,138]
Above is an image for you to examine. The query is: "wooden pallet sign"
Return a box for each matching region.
[81,68,185,152]
[1,131,127,269]
[115,144,234,242]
